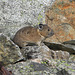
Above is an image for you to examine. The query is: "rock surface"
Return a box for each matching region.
[21,45,70,62]
[44,42,75,54]
[63,40,75,45]
[0,34,75,75]
[45,0,75,43]
[6,60,75,75]
[45,0,75,29]
[0,33,23,65]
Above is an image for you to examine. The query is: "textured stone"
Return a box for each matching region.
[0,33,23,65]
[21,45,70,63]
[6,59,75,75]
[45,0,75,29]
[56,69,71,75]
[44,42,75,54]
[45,0,75,43]
[63,40,75,45]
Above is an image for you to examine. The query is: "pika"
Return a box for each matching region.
[13,24,54,47]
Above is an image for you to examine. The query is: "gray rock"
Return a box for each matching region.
[63,40,75,54]
[6,61,51,75]
[0,33,23,65]
[29,62,49,71]
[20,45,51,61]
[56,69,71,75]
[6,59,75,75]
[63,40,75,45]
[44,42,75,54]
[21,45,70,62]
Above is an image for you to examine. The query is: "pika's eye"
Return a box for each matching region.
[48,29,50,31]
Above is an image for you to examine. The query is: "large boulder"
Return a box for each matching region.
[45,0,75,29]
[0,33,23,65]
[45,0,75,43]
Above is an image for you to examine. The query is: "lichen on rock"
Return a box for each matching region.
[0,33,23,65]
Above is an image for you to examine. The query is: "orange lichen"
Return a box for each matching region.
[71,2,75,8]
[69,34,73,39]
[58,3,71,10]
[55,1,75,10]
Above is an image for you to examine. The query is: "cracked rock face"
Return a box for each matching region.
[0,33,23,65]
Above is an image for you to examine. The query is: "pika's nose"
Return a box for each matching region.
[50,29,54,36]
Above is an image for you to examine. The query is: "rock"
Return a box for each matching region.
[69,54,75,62]
[6,59,75,75]
[45,0,75,29]
[56,69,71,75]
[63,40,75,45]
[21,45,70,63]
[20,45,52,62]
[62,40,75,54]
[54,50,70,60]
[45,0,75,43]
[0,33,23,65]
[44,42,75,54]
[29,62,49,71]
[62,40,75,61]
[6,61,51,75]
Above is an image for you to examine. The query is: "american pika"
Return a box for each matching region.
[13,24,54,47]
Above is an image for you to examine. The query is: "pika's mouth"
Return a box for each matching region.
[47,29,54,37]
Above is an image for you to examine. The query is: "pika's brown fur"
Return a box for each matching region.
[13,24,54,47]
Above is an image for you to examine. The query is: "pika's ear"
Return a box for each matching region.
[38,24,43,30]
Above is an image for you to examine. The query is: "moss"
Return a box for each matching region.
[25,66,29,69]
[65,63,70,66]
[61,60,66,63]
[29,0,32,1]
[40,4,43,6]
[20,70,23,73]
[37,22,40,25]
[68,68,75,71]
[20,11,24,16]
[13,66,16,69]
[30,3,32,5]
[30,65,33,67]
[38,14,43,21]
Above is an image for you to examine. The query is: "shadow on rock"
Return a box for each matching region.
[56,69,71,75]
